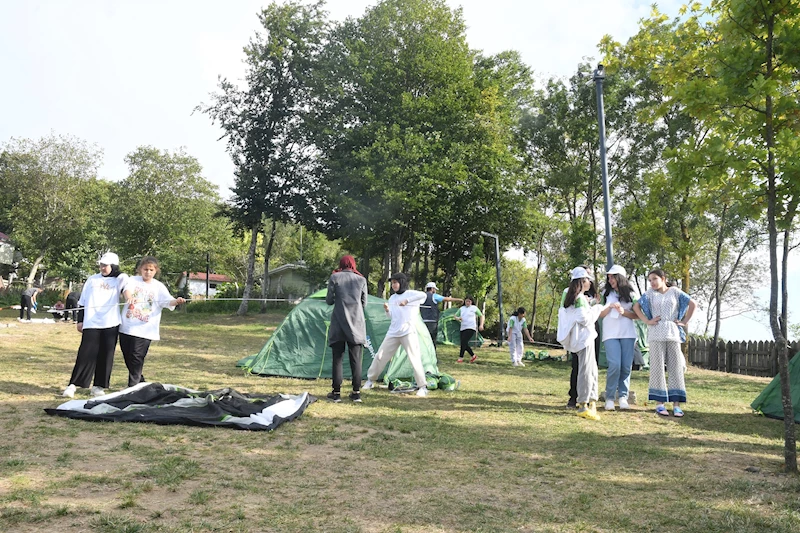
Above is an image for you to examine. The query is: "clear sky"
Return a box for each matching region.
[1,0,794,340]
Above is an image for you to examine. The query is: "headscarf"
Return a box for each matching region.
[390,272,409,294]
[332,255,363,277]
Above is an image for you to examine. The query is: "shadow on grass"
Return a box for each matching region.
[0,380,59,396]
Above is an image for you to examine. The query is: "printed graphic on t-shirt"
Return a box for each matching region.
[126,285,156,323]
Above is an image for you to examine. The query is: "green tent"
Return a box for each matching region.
[751,352,800,423]
[237,289,439,385]
[598,320,650,370]
[436,307,484,347]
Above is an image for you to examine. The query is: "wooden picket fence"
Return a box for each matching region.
[687,339,800,377]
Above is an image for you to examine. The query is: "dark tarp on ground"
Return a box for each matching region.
[45,383,315,431]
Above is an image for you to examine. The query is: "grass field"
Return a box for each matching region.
[1,309,799,533]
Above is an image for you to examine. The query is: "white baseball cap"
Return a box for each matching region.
[607,264,627,277]
[98,252,119,265]
[570,266,591,280]
[425,281,438,290]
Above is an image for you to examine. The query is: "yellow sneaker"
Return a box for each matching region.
[577,401,601,421]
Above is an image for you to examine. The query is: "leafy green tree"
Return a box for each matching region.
[0,134,106,285]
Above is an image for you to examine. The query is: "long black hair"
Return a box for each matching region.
[563,278,586,308]
[511,307,526,317]
[604,274,634,303]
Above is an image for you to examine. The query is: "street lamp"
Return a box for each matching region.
[480,231,504,345]
[593,63,614,270]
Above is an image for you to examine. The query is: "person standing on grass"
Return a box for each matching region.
[119,256,186,388]
[325,255,368,403]
[565,267,598,408]
[420,281,463,359]
[598,265,639,411]
[633,268,696,418]
[362,273,430,397]
[507,307,534,367]
[65,289,81,322]
[19,286,42,322]
[63,252,128,398]
[557,267,606,421]
[454,295,484,363]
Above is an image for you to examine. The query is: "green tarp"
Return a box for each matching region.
[436,307,484,347]
[237,289,439,385]
[751,351,800,423]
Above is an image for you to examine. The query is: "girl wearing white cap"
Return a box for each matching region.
[62,252,128,398]
[557,266,606,420]
[598,265,638,411]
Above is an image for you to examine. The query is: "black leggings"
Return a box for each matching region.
[459,329,476,359]
[331,341,363,393]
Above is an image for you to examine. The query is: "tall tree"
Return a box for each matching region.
[199,0,326,314]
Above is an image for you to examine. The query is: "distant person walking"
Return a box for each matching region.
[507,307,534,367]
[119,256,185,388]
[634,269,696,418]
[65,290,81,322]
[325,255,368,403]
[63,253,128,398]
[454,295,484,363]
[19,286,42,321]
[420,281,462,358]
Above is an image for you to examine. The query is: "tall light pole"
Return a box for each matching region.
[481,231,504,345]
[593,63,614,270]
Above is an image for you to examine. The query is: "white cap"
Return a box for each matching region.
[607,264,627,277]
[425,281,438,290]
[98,252,119,265]
[570,266,591,280]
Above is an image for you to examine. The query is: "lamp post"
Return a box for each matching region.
[593,63,614,270]
[480,231,504,345]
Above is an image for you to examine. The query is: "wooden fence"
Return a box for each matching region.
[533,328,799,378]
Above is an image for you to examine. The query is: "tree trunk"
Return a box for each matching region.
[26,253,45,288]
[237,225,260,316]
[260,219,277,313]
[544,286,557,334]
[710,204,728,370]
[377,250,390,299]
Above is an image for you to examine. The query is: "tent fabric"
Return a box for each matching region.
[436,307,484,347]
[237,289,439,383]
[751,351,800,423]
[44,382,314,431]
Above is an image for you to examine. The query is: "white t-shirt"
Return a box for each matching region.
[119,276,176,341]
[79,273,128,329]
[601,290,638,341]
[385,290,427,338]
[507,315,527,337]
[456,305,482,331]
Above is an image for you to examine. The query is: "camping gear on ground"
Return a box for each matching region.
[237,289,439,385]
[437,373,459,391]
[751,351,800,423]
[436,307,484,347]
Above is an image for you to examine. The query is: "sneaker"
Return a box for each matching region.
[361,380,374,390]
[456,359,464,363]
[577,402,600,421]
[518,361,525,367]
[90,386,105,397]
[470,355,478,363]
[566,399,577,409]
[416,387,428,397]
[618,397,630,410]
[512,361,520,367]
[326,391,341,403]
[62,384,76,398]
[349,392,362,403]
[605,399,615,411]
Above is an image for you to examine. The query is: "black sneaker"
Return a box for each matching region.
[566,399,577,409]
[327,391,341,403]
[349,392,362,403]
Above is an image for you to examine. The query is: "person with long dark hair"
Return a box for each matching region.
[325,255,368,403]
[507,307,534,367]
[62,252,128,398]
[633,268,696,417]
[566,266,598,408]
[454,295,484,363]
[599,265,638,411]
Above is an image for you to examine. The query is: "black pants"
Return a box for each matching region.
[119,333,152,387]
[568,352,579,403]
[424,322,438,347]
[68,326,118,388]
[459,329,476,359]
[331,341,362,393]
[20,294,32,320]
[65,296,79,321]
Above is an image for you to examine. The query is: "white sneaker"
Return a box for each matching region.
[512,361,519,367]
[90,386,106,397]
[518,361,525,367]
[416,387,428,397]
[619,397,630,410]
[62,384,76,398]
[604,399,616,411]
[361,380,374,390]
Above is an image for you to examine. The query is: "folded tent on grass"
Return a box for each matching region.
[237,289,439,385]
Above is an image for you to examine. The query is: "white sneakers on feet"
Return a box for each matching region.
[604,399,615,411]
[416,387,428,397]
[62,384,76,398]
[90,386,105,397]
[361,380,374,390]
[619,397,630,410]
[512,361,519,367]
[518,361,525,367]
